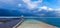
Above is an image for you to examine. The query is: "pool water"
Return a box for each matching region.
[0,18,23,28]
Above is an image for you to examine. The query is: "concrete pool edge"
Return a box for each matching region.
[13,17,24,28]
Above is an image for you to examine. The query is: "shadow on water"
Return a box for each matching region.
[0,18,22,28]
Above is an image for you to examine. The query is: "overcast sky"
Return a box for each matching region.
[0,0,60,17]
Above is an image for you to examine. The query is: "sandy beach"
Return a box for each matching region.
[17,19,58,28]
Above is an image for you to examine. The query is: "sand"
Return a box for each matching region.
[17,19,58,28]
